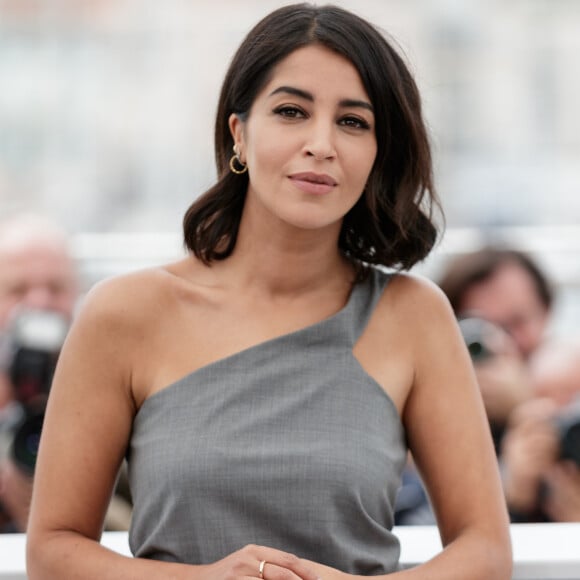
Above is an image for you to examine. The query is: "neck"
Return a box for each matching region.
[215,208,355,297]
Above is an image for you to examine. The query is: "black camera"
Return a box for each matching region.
[554,397,580,467]
[9,408,44,476]
[0,308,69,406]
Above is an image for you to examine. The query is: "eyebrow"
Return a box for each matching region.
[269,85,374,113]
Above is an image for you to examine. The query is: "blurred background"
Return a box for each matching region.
[1,0,580,333]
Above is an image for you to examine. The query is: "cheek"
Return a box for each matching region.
[348,144,377,186]
[248,136,293,178]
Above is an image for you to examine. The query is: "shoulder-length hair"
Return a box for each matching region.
[183,3,442,270]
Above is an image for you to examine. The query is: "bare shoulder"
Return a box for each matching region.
[84,265,174,305]
[381,271,456,327]
[54,263,197,405]
[78,262,189,327]
[370,271,465,377]
[361,270,458,348]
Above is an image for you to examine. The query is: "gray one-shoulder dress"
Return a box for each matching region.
[127,267,407,575]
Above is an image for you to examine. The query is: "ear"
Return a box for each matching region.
[228,113,246,160]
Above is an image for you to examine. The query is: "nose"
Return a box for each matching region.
[303,119,336,161]
[22,286,55,311]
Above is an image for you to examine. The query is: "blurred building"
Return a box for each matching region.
[1,0,579,233]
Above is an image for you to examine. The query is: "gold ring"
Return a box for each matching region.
[259,560,267,578]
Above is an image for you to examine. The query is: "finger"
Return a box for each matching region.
[257,562,312,580]
[247,548,320,580]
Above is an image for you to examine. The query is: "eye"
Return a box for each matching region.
[48,281,67,296]
[339,116,371,130]
[273,105,307,119]
[7,283,27,299]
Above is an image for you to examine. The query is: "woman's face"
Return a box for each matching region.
[229,44,377,233]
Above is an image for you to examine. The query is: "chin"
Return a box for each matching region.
[282,212,343,232]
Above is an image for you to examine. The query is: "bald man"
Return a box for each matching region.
[0,215,80,531]
[0,215,78,327]
[0,214,79,408]
[0,217,131,532]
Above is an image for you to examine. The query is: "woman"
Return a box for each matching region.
[27,4,512,578]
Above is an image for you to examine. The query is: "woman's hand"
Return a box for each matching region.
[197,545,322,580]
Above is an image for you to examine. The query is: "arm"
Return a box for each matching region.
[305,276,512,580]
[394,277,511,578]
[26,274,319,580]
[26,276,193,579]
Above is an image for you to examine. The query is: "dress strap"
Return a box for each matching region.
[347,267,392,345]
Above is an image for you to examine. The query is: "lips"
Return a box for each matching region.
[288,172,338,195]
[289,172,337,186]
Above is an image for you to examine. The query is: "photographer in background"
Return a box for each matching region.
[394,247,544,524]
[0,213,79,444]
[438,247,553,450]
[0,214,132,532]
[0,214,79,411]
[438,246,580,522]
[0,214,79,532]
[439,247,553,361]
[501,344,580,522]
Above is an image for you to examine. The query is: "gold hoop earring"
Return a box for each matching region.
[229,146,247,174]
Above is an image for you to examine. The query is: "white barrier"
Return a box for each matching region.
[1,524,579,579]
[395,524,580,579]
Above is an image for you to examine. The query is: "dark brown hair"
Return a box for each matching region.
[183,3,442,269]
[438,247,554,313]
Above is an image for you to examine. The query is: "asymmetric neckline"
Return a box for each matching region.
[140,271,368,411]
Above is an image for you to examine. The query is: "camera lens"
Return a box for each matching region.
[10,410,44,476]
[467,340,487,360]
[560,421,580,466]
[458,318,494,362]
[555,397,580,467]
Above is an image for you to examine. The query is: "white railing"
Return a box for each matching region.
[1,524,579,579]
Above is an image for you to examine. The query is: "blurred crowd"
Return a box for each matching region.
[440,247,580,522]
[398,247,580,524]
[0,213,131,533]
[1,213,579,533]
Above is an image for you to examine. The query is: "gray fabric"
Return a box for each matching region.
[127,267,407,575]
